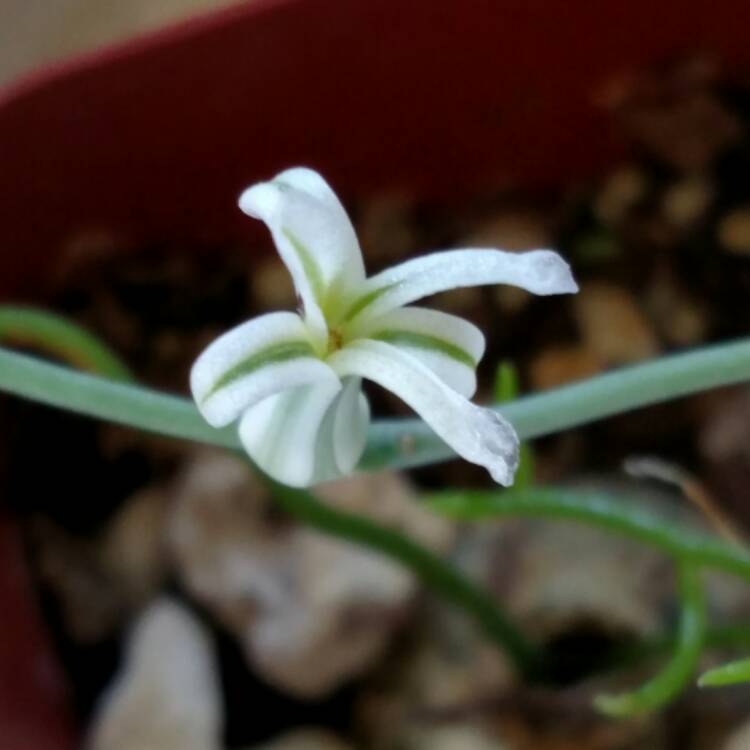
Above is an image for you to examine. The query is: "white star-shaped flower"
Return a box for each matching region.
[191,167,577,487]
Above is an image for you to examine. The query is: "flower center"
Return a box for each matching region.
[327,327,344,355]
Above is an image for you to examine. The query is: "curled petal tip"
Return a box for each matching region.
[238,183,280,219]
[476,408,520,486]
[529,250,579,295]
[560,277,579,295]
[558,264,579,295]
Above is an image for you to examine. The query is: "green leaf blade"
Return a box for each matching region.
[698,657,750,687]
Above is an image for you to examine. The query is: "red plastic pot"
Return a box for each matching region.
[0,513,75,750]
[1,0,750,299]
[0,1,749,747]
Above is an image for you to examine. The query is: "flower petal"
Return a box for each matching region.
[330,376,370,477]
[190,311,338,428]
[238,379,340,487]
[351,306,484,397]
[238,377,369,487]
[344,248,578,323]
[239,168,365,336]
[328,340,519,485]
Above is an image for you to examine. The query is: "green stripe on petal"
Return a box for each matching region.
[371,330,477,369]
[202,340,317,403]
[357,248,578,321]
[282,228,326,302]
[352,306,484,397]
[240,380,340,486]
[328,339,519,486]
[343,284,394,322]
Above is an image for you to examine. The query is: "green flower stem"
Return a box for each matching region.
[267,479,540,679]
[428,488,750,583]
[4,337,750,472]
[0,345,239,449]
[595,564,706,717]
[0,306,132,380]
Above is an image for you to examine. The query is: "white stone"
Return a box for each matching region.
[86,598,222,750]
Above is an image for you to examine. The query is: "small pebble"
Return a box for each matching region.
[574,282,660,364]
[529,346,602,390]
[493,285,531,314]
[594,166,648,224]
[646,273,708,345]
[356,192,418,265]
[718,207,750,255]
[662,175,714,227]
[250,257,298,309]
[464,210,551,250]
[87,599,222,750]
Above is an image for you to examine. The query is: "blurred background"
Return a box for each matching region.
[2,2,750,750]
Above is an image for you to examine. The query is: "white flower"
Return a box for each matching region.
[191,167,577,488]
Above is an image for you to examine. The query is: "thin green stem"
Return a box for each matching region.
[699,625,750,652]
[0,310,232,445]
[0,305,131,380]
[427,488,750,583]
[267,479,540,679]
[699,656,750,687]
[595,563,706,717]
[0,346,239,450]
[609,624,750,669]
[4,337,750,472]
